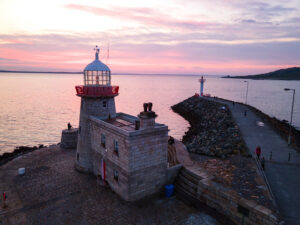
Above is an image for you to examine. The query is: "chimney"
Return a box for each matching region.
[135,120,140,130]
[138,102,157,129]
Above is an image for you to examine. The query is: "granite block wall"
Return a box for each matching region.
[90,116,169,201]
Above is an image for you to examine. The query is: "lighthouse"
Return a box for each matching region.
[72,46,168,201]
[199,76,206,96]
[75,46,119,173]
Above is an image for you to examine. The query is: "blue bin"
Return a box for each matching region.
[165,184,174,198]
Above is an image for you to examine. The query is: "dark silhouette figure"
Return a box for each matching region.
[68,122,72,130]
[244,110,247,117]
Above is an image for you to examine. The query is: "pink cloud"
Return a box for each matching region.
[1,32,299,75]
[65,4,209,30]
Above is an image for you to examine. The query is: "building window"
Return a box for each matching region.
[77,153,79,161]
[114,170,119,181]
[101,134,106,148]
[114,140,119,155]
[103,101,107,108]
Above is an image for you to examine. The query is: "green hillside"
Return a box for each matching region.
[223,67,300,80]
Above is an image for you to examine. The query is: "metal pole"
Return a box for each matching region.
[244,81,249,105]
[288,89,295,145]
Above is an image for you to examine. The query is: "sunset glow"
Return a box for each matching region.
[0,0,300,75]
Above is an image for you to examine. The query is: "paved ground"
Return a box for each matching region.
[207,97,300,225]
[0,145,225,225]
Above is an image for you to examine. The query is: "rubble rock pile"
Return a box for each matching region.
[172,96,248,157]
[0,145,45,166]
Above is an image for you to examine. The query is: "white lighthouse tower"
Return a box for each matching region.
[199,76,206,96]
[75,46,119,173]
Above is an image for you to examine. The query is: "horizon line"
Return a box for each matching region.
[0,69,223,77]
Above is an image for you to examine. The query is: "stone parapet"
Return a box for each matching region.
[177,166,279,225]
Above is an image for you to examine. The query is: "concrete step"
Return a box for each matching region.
[176,173,198,190]
[174,178,197,197]
[174,181,197,198]
[180,168,200,185]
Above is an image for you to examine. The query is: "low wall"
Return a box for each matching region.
[166,164,182,184]
[196,175,279,225]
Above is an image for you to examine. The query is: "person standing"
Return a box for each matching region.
[255,146,261,159]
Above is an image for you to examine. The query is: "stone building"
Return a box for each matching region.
[74,47,169,201]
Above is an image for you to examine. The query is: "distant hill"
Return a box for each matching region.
[223,67,300,80]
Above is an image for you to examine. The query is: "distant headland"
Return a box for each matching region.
[222,67,300,80]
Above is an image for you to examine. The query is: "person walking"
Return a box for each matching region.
[255,146,261,159]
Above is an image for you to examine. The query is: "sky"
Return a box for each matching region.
[0,0,300,75]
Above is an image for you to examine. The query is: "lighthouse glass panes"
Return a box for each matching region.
[84,70,111,86]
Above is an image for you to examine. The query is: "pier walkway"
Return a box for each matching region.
[207,97,300,225]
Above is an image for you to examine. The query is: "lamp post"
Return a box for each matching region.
[284,88,296,145]
[244,81,249,104]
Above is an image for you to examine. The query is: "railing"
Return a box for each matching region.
[75,85,119,97]
[254,155,277,208]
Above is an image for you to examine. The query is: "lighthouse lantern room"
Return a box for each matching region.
[75,46,119,98]
[83,47,111,86]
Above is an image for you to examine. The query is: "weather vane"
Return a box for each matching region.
[94,45,100,53]
[94,45,100,60]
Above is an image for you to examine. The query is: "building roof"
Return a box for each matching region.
[84,47,110,72]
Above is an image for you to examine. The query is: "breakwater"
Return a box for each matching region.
[171,96,280,224]
[172,95,248,157]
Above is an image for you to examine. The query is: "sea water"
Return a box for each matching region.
[0,73,299,154]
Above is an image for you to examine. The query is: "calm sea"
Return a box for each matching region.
[0,73,299,155]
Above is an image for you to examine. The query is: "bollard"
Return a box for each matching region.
[270,151,272,161]
[288,152,291,162]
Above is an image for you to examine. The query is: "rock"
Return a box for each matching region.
[171,96,248,157]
